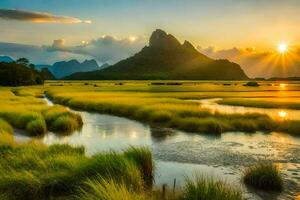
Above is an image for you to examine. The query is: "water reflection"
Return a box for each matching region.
[279,83,287,88]
[195,98,300,120]
[278,110,287,118]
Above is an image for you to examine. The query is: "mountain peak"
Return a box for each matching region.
[183,40,195,49]
[149,29,181,48]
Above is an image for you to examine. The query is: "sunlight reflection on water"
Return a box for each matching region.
[278,110,287,118]
[194,98,300,120]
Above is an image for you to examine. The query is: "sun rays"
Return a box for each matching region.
[252,43,300,77]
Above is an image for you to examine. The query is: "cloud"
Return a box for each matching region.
[46,35,145,63]
[197,46,300,78]
[0,9,91,23]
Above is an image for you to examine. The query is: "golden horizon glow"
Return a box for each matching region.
[277,43,288,54]
[278,110,287,118]
[280,83,287,88]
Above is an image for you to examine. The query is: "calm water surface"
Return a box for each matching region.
[194,98,300,121]
[14,98,300,200]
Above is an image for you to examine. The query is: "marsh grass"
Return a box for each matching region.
[47,89,290,135]
[0,119,13,134]
[46,85,300,136]
[182,175,242,200]
[0,89,83,135]
[124,146,154,187]
[77,178,147,200]
[26,118,47,136]
[243,162,283,191]
[0,132,152,200]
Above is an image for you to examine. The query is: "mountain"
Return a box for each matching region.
[36,59,100,79]
[0,56,14,63]
[65,29,248,80]
[51,59,100,78]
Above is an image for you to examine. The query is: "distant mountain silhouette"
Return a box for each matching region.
[65,29,248,80]
[36,59,100,79]
[0,56,14,63]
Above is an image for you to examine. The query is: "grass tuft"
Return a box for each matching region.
[25,118,47,135]
[243,162,283,191]
[77,178,147,200]
[0,119,13,134]
[124,146,154,187]
[182,175,242,200]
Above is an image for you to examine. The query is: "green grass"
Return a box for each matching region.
[25,118,47,136]
[0,132,153,200]
[243,162,283,191]
[77,178,147,200]
[0,119,13,134]
[181,175,242,200]
[124,146,154,187]
[0,88,83,135]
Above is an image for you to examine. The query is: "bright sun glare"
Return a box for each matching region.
[277,43,288,53]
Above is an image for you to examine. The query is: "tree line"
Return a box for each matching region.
[0,58,53,86]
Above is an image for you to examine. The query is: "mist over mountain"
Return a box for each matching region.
[65,29,248,80]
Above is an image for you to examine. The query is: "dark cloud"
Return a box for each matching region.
[0,9,90,23]
[46,36,145,63]
[197,46,300,78]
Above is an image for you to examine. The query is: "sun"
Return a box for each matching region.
[277,43,288,53]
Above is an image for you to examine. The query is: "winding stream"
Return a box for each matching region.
[14,98,300,200]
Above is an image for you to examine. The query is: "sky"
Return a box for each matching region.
[1,0,300,77]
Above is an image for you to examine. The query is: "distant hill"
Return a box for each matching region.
[0,56,14,63]
[65,29,249,80]
[37,59,100,79]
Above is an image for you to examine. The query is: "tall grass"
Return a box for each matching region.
[124,146,154,187]
[0,134,152,200]
[182,175,242,200]
[42,106,82,133]
[243,162,283,191]
[77,178,147,200]
[0,89,82,135]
